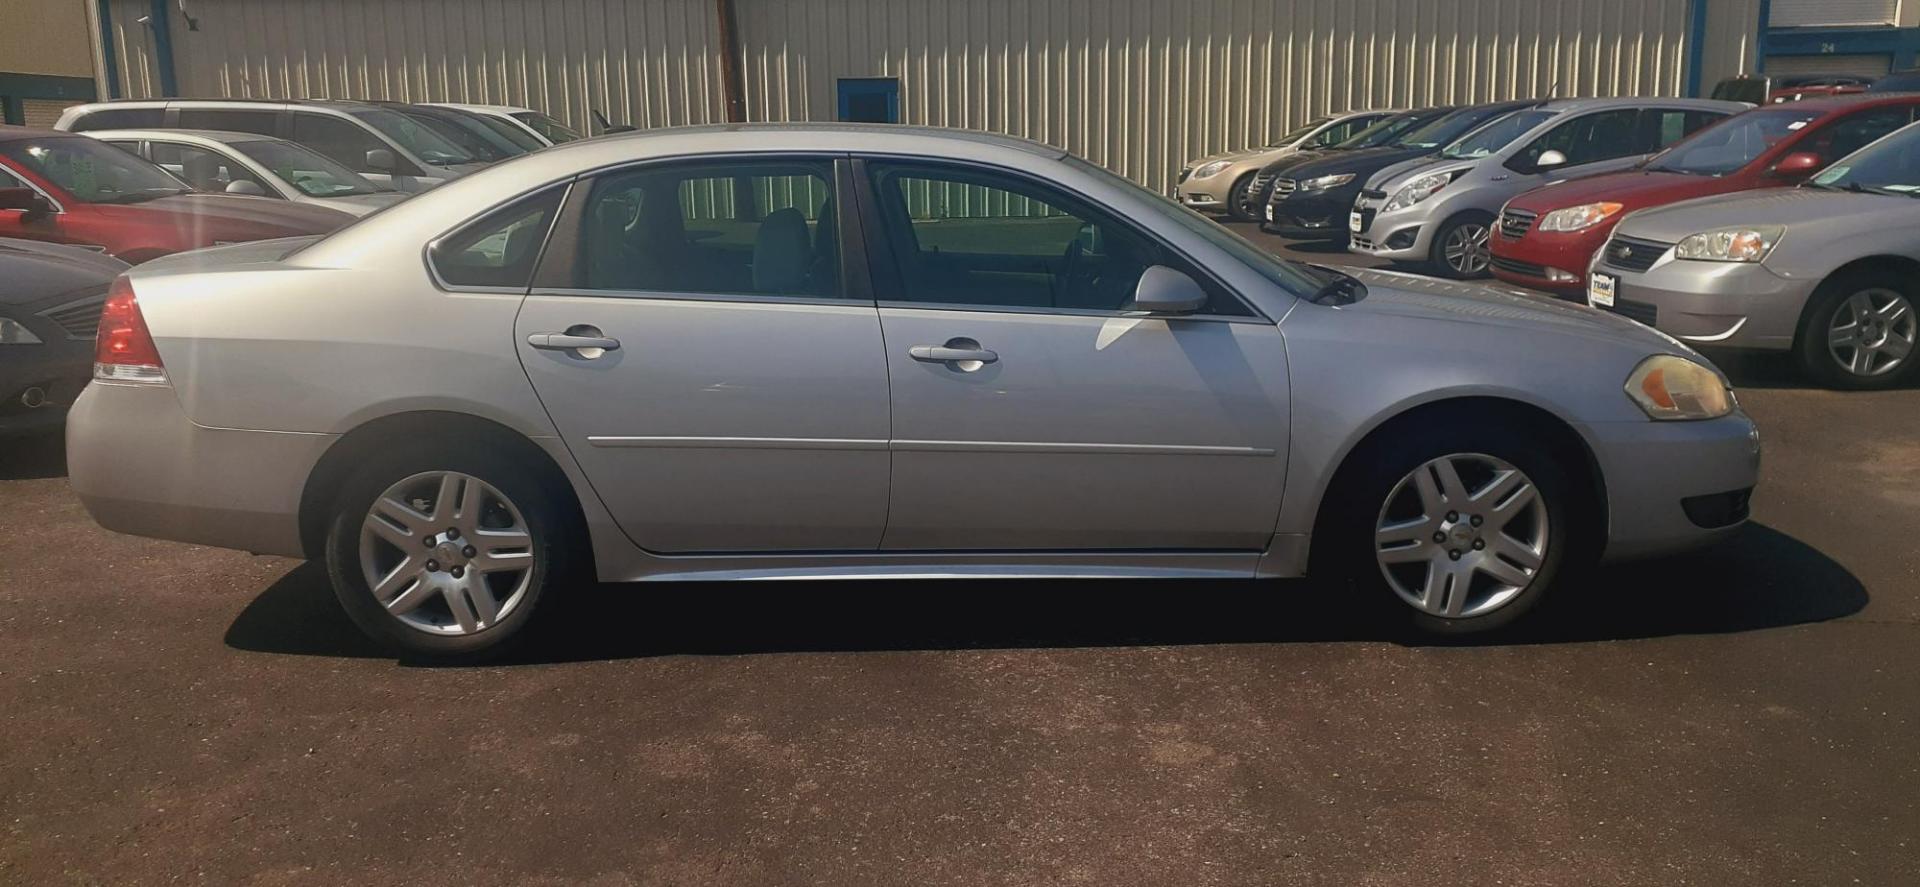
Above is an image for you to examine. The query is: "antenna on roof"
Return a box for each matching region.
[1544,79,1560,99]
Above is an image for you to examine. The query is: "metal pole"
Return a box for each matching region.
[714,0,747,123]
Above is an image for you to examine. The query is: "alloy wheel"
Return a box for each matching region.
[1827,288,1916,378]
[1442,222,1492,275]
[358,470,536,636]
[1374,453,1549,619]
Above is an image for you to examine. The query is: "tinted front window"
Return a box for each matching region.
[1396,106,1521,150]
[1440,110,1556,159]
[1508,109,1640,170]
[1810,119,1920,192]
[1309,115,1382,147]
[231,139,382,197]
[347,108,476,165]
[0,136,184,203]
[177,108,279,136]
[433,187,566,288]
[513,112,583,143]
[149,142,275,195]
[1650,109,1822,175]
[291,113,394,173]
[577,160,842,298]
[1268,117,1329,147]
[1337,113,1431,150]
[1868,72,1920,93]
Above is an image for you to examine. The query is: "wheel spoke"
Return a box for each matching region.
[1411,467,1447,515]
[364,512,417,551]
[1379,542,1432,564]
[432,473,463,522]
[463,584,500,628]
[1471,468,1526,509]
[1881,332,1913,361]
[1378,515,1434,546]
[1830,323,1860,348]
[1850,292,1878,321]
[1878,298,1911,324]
[1486,484,1536,531]
[1492,534,1545,571]
[1430,458,1471,505]
[1419,562,1455,615]
[442,585,479,634]
[1852,345,1879,375]
[372,496,431,535]
[1475,553,1533,589]
[383,572,437,615]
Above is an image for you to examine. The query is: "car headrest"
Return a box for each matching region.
[753,207,811,294]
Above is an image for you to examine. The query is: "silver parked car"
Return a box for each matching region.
[1175,110,1397,220]
[1589,119,1920,389]
[85,129,409,217]
[66,125,1760,659]
[1350,97,1747,278]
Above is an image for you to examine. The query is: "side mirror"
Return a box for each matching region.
[224,179,267,196]
[1132,265,1208,315]
[0,187,53,220]
[1769,151,1824,178]
[1534,149,1568,170]
[364,148,397,171]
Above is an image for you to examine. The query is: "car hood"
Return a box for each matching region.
[131,193,356,231]
[1507,168,1719,214]
[1188,146,1288,166]
[1259,147,1349,175]
[1368,155,1477,191]
[1335,266,1686,351]
[1612,187,1918,243]
[312,190,411,216]
[0,238,126,307]
[1286,146,1432,182]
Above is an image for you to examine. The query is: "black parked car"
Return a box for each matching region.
[1262,100,1537,240]
[0,238,124,437]
[1242,107,1456,219]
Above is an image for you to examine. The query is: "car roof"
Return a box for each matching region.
[427,102,537,115]
[81,128,278,145]
[0,125,88,143]
[552,122,1070,160]
[1754,93,1920,112]
[65,98,372,113]
[1535,96,1748,113]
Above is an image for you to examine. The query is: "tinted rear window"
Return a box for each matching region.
[66,107,164,132]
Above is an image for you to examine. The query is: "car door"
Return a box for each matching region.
[856,159,1290,551]
[511,155,893,553]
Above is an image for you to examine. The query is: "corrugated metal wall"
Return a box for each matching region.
[98,0,1759,193]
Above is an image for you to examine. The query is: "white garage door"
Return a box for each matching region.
[1770,0,1897,27]
[1767,53,1895,79]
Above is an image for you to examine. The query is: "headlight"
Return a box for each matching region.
[1625,355,1734,421]
[1674,226,1783,263]
[1538,202,1624,233]
[1192,160,1233,179]
[0,318,43,345]
[1383,172,1456,212]
[1296,173,1355,192]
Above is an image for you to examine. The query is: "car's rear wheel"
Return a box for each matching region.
[1797,271,1918,390]
[1429,213,1494,279]
[1324,420,1575,635]
[324,446,573,661]
[1225,172,1262,222]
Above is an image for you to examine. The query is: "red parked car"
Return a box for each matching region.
[0,126,352,264]
[1491,95,1920,298]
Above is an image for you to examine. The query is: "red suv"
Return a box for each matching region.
[1491,95,1920,298]
[0,126,353,263]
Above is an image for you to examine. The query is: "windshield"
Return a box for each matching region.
[1268,117,1330,147]
[348,108,479,166]
[1061,154,1322,296]
[1648,108,1820,176]
[1336,114,1429,150]
[1440,109,1557,159]
[231,139,384,197]
[1868,72,1920,93]
[1395,106,1520,150]
[467,112,546,152]
[1711,77,1770,104]
[397,110,524,161]
[513,111,583,143]
[0,136,186,203]
[1808,121,1920,194]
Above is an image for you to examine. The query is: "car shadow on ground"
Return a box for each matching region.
[0,431,67,480]
[224,522,1866,666]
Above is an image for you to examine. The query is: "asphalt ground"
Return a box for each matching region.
[1,225,1915,885]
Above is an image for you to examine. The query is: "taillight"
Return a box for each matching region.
[93,277,168,384]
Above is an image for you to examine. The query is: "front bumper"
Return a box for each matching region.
[0,336,93,437]
[1588,251,1816,350]
[1589,409,1762,563]
[1265,190,1357,239]
[1175,173,1235,212]
[1347,193,1432,261]
[1490,229,1604,298]
[67,381,333,557]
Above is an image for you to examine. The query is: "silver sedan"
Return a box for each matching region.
[66,125,1761,659]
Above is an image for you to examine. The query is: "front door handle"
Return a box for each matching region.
[909,345,999,364]
[527,325,620,357]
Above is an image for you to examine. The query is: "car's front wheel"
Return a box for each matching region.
[1428,213,1494,279]
[1324,420,1575,635]
[324,446,573,661]
[1797,271,1918,390]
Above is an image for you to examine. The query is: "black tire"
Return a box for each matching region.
[1795,270,1920,390]
[1427,212,1495,280]
[323,441,579,662]
[1318,415,1582,636]
[1224,172,1263,222]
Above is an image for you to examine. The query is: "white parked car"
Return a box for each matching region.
[85,129,409,217]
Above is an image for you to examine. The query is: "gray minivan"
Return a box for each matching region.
[1349,97,1749,278]
[55,99,490,193]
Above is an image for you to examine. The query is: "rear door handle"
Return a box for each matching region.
[909,345,998,364]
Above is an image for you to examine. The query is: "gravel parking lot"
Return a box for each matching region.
[3,229,1916,885]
